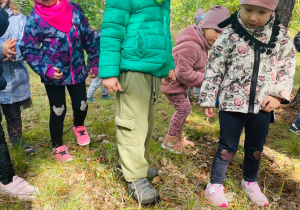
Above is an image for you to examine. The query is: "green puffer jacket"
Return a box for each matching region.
[99,0,174,78]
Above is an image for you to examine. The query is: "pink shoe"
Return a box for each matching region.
[161,134,189,154]
[52,145,73,162]
[181,135,195,147]
[0,176,39,200]
[241,179,269,206]
[73,125,90,146]
[205,183,228,207]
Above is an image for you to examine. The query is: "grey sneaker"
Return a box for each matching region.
[289,123,300,135]
[128,178,160,205]
[116,164,158,179]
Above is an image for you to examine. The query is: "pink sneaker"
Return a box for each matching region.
[0,176,38,200]
[241,179,269,206]
[52,145,73,162]
[73,125,90,146]
[205,183,228,207]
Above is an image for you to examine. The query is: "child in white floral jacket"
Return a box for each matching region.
[199,0,296,208]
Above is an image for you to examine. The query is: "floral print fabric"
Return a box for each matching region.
[199,13,296,114]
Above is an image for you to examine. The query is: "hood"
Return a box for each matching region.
[175,25,210,51]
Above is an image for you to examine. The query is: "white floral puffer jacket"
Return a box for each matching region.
[199,13,296,114]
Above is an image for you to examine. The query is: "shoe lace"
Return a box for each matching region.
[78,131,86,136]
[75,126,86,135]
[211,184,225,196]
[247,182,262,194]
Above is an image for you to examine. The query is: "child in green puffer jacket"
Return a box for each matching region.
[99,0,174,205]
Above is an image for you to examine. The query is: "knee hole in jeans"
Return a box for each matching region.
[221,150,235,161]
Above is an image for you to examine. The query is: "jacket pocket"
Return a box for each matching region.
[134,30,148,57]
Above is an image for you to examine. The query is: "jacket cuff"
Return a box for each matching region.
[45,67,55,79]
[91,67,98,75]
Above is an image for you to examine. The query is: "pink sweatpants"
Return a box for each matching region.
[165,93,191,136]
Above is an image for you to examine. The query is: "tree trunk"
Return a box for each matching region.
[276,0,296,28]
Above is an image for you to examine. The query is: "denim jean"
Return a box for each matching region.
[210,111,271,184]
[294,113,300,127]
[87,77,108,98]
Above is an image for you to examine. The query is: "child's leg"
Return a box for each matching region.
[295,113,300,127]
[116,72,155,182]
[243,111,271,181]
[193,87,200,99]
[67,81,88,127]
[1,106,22,143]
[99,79,109,96]
[0,112,15,184]
[87,77,102,99]
[45,84,67,148]
[241,111,271,206]
[211,111,246,184]
[2,104,35,154]
[165,93,191,136]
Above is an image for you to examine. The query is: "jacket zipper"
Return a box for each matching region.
[248,45,260,113]
[66,32,75,84]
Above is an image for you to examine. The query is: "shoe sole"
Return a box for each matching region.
[78,141,90,146]
[140,195,160,205]
[131,194,160,205]
[161,144,181,154]
[289,129,300,135]
[59,158,74,162]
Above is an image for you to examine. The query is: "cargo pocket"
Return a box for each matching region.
[115,115,136,146]
[115,115,135,130]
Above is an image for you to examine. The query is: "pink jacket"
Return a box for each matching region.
[161,25,210,94]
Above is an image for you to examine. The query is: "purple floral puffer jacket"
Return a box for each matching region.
[20,2,99,86]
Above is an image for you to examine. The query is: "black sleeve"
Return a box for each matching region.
[294,32,300,52]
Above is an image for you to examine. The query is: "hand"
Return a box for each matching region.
[261,96,281,112]
[102,77,123,93]
[2,38,17,62]
[52,67,63,79]
[204,107,216,117]
[89,69,98,78]
[164,69,176,83]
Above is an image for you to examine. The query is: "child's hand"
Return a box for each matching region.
[165,69,176,83]
[204,107,216,117]
[90,73,97,78]
[261,96,281,112]
[90,67,98,78]
[2,38,17,62]
[102,77,123,93]
[52,67,63,79]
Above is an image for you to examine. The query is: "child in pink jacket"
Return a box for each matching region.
[161,5,229,154]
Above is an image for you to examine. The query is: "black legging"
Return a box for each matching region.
[45,81,88,148]
[0,111,15,184]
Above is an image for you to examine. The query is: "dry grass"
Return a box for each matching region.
[0,61,299,209]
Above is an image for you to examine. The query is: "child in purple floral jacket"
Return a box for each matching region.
[199,0,296,207]
[20,0,99,162]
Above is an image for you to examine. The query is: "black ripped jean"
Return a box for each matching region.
[45,81,88,148]
[210,111,271,184]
